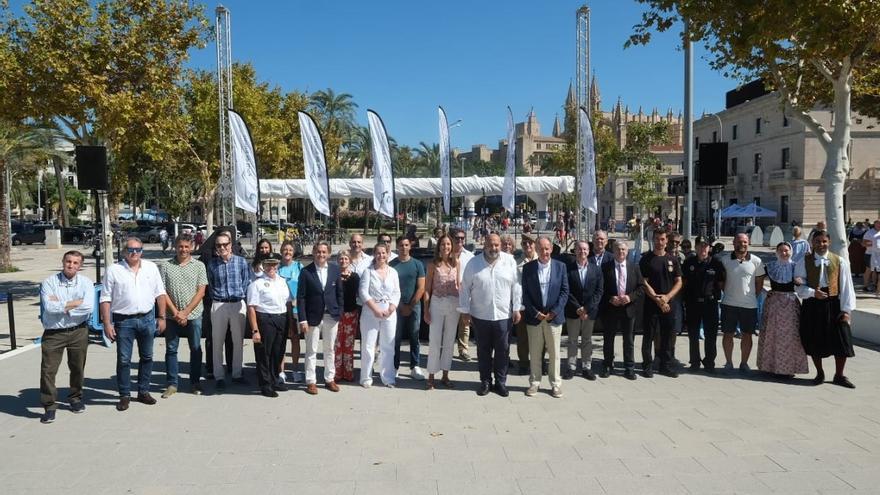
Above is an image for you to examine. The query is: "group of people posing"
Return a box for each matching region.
[36,225,856,424]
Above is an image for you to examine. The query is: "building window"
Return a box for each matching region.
[67,176,75,185]
[731,157,738,176]
[754,197,761,206]
[781,147,791,169]
[783,114,790,127]
[695,136,699,149]
[535,143,541,150]
[712,130,717,143]
[626,160,634,171]
[780,195,789,223]
[626,180,634,197]
[754,153,762,174]
[732,124,738,140]
[755,118,762,134]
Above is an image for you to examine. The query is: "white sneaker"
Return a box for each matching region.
[277,372,286,384]
[361,380,372,389]
[525,384,539,397]
[411,367,426,380]
[551,386,563,398]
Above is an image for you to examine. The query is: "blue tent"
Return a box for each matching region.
[719,204,746,218]
[738,202,777,218]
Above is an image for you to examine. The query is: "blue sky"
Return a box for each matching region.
[14,0,742,149]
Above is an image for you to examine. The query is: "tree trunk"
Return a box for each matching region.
[823,75,853,260]
[52,156,71,227]
[0,161,11,271]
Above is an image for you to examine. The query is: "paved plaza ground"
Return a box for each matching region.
[2,239,880,494]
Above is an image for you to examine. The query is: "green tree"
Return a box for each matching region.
[310,88,358,169]
[629,0,880,256]
[0,0,209,211]
[0,122,62,270]
[614,122,671,217]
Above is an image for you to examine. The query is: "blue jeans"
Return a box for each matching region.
[164,317,203,386]
[394,304,421,369]
[114,314,156,397]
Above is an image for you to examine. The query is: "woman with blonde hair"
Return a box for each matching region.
[358,243,401,387]
[423,234,460,389]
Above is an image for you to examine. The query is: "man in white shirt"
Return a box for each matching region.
[718,233,765,373]
[796,230,857,388]
[349,234,373,276]
[451,227,474,361]
[100,236,167,411]
[459,234,522,397]
[861,220,880,294]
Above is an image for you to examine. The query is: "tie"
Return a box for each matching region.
[617,263,626,297]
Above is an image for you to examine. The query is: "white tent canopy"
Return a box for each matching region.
[259,175,575,200]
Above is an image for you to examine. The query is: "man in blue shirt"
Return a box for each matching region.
[39,250,94,423]
[206,232,253,391]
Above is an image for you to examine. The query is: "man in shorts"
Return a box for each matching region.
[862,220,880,294]
[718,233,765,373]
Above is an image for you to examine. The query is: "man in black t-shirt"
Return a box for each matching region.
[639,230,682,378]
[681,240,725,372]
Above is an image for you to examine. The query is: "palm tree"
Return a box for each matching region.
[343,126,372,178]
[310,88,358,163]
[0,122,62,271]
[414,141,440,177]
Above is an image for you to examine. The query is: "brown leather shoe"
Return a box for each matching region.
[116,397,130,411]
[136,393,157,405]
[325,381,340,392]
[306,383,318,395]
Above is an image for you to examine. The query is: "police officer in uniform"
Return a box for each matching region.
[682,240,725,373]
[639,230,683,378]
[246,254,291,397]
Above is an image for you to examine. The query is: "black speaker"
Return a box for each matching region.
[697,142,728,186]
[75,145,109,191]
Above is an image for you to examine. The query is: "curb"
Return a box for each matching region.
[0,342,40,361]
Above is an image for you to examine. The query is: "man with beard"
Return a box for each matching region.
[796,230,856,387]
[718,233,765,373]
[459,234,522,397]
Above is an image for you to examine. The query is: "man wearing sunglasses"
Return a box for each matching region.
[206,232,253,391]
[100,237,167,411]
[450,227,474,361]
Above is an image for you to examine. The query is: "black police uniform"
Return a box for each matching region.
[681,255,725,370]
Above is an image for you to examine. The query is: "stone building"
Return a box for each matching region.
[693,82,880,230]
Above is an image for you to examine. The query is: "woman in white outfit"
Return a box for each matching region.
[423,234,460,390]
[358,243,401,387]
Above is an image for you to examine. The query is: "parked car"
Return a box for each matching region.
[127,225,163,243]
[11,224,54,245]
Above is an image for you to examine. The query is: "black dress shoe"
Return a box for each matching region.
[273,382,288,392]
[598,367,610,378]
[813,370,825,385]
[642,368,654,378]
[832,375,855,389]
[660,368,679,378]
[477,382,491,396]
[623,370,637,380]
[495,383,509,397]
[562,368,573,380]
[261,388,279,398]
[136,393,157,405]
[582,369,597,381]
[689,363,701,372]
[116,397,130,411]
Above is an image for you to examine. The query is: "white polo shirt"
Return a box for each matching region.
[720,252,765,309]
[246,273,291,314]
[100,259,166,315]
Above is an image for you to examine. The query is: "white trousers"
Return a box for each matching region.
[211,301,246,380]
[305,315,339,384]
[527,321,562,388]
[427,296,458,374]
[359,303,397,385]
[566,317,596,370]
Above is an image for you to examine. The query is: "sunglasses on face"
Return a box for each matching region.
[216,242,231,248]
[126,247,143,254]
[456,237,466,241]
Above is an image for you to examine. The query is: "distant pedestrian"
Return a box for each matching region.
[38,250,94,423]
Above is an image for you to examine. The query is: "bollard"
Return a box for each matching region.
[6,292,16,350]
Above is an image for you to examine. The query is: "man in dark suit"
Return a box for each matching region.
[297,241,344,395]
[564,240,603,380]
[522,237,570,398]
[599,241,645,380]
[588,230,614,269]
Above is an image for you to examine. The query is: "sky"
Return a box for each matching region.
[13,0,743,150]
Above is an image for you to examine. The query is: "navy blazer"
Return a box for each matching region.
[564,261,603,320]
[297,262,344,326]
[522,259,570,326]
[600,260,645,319]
